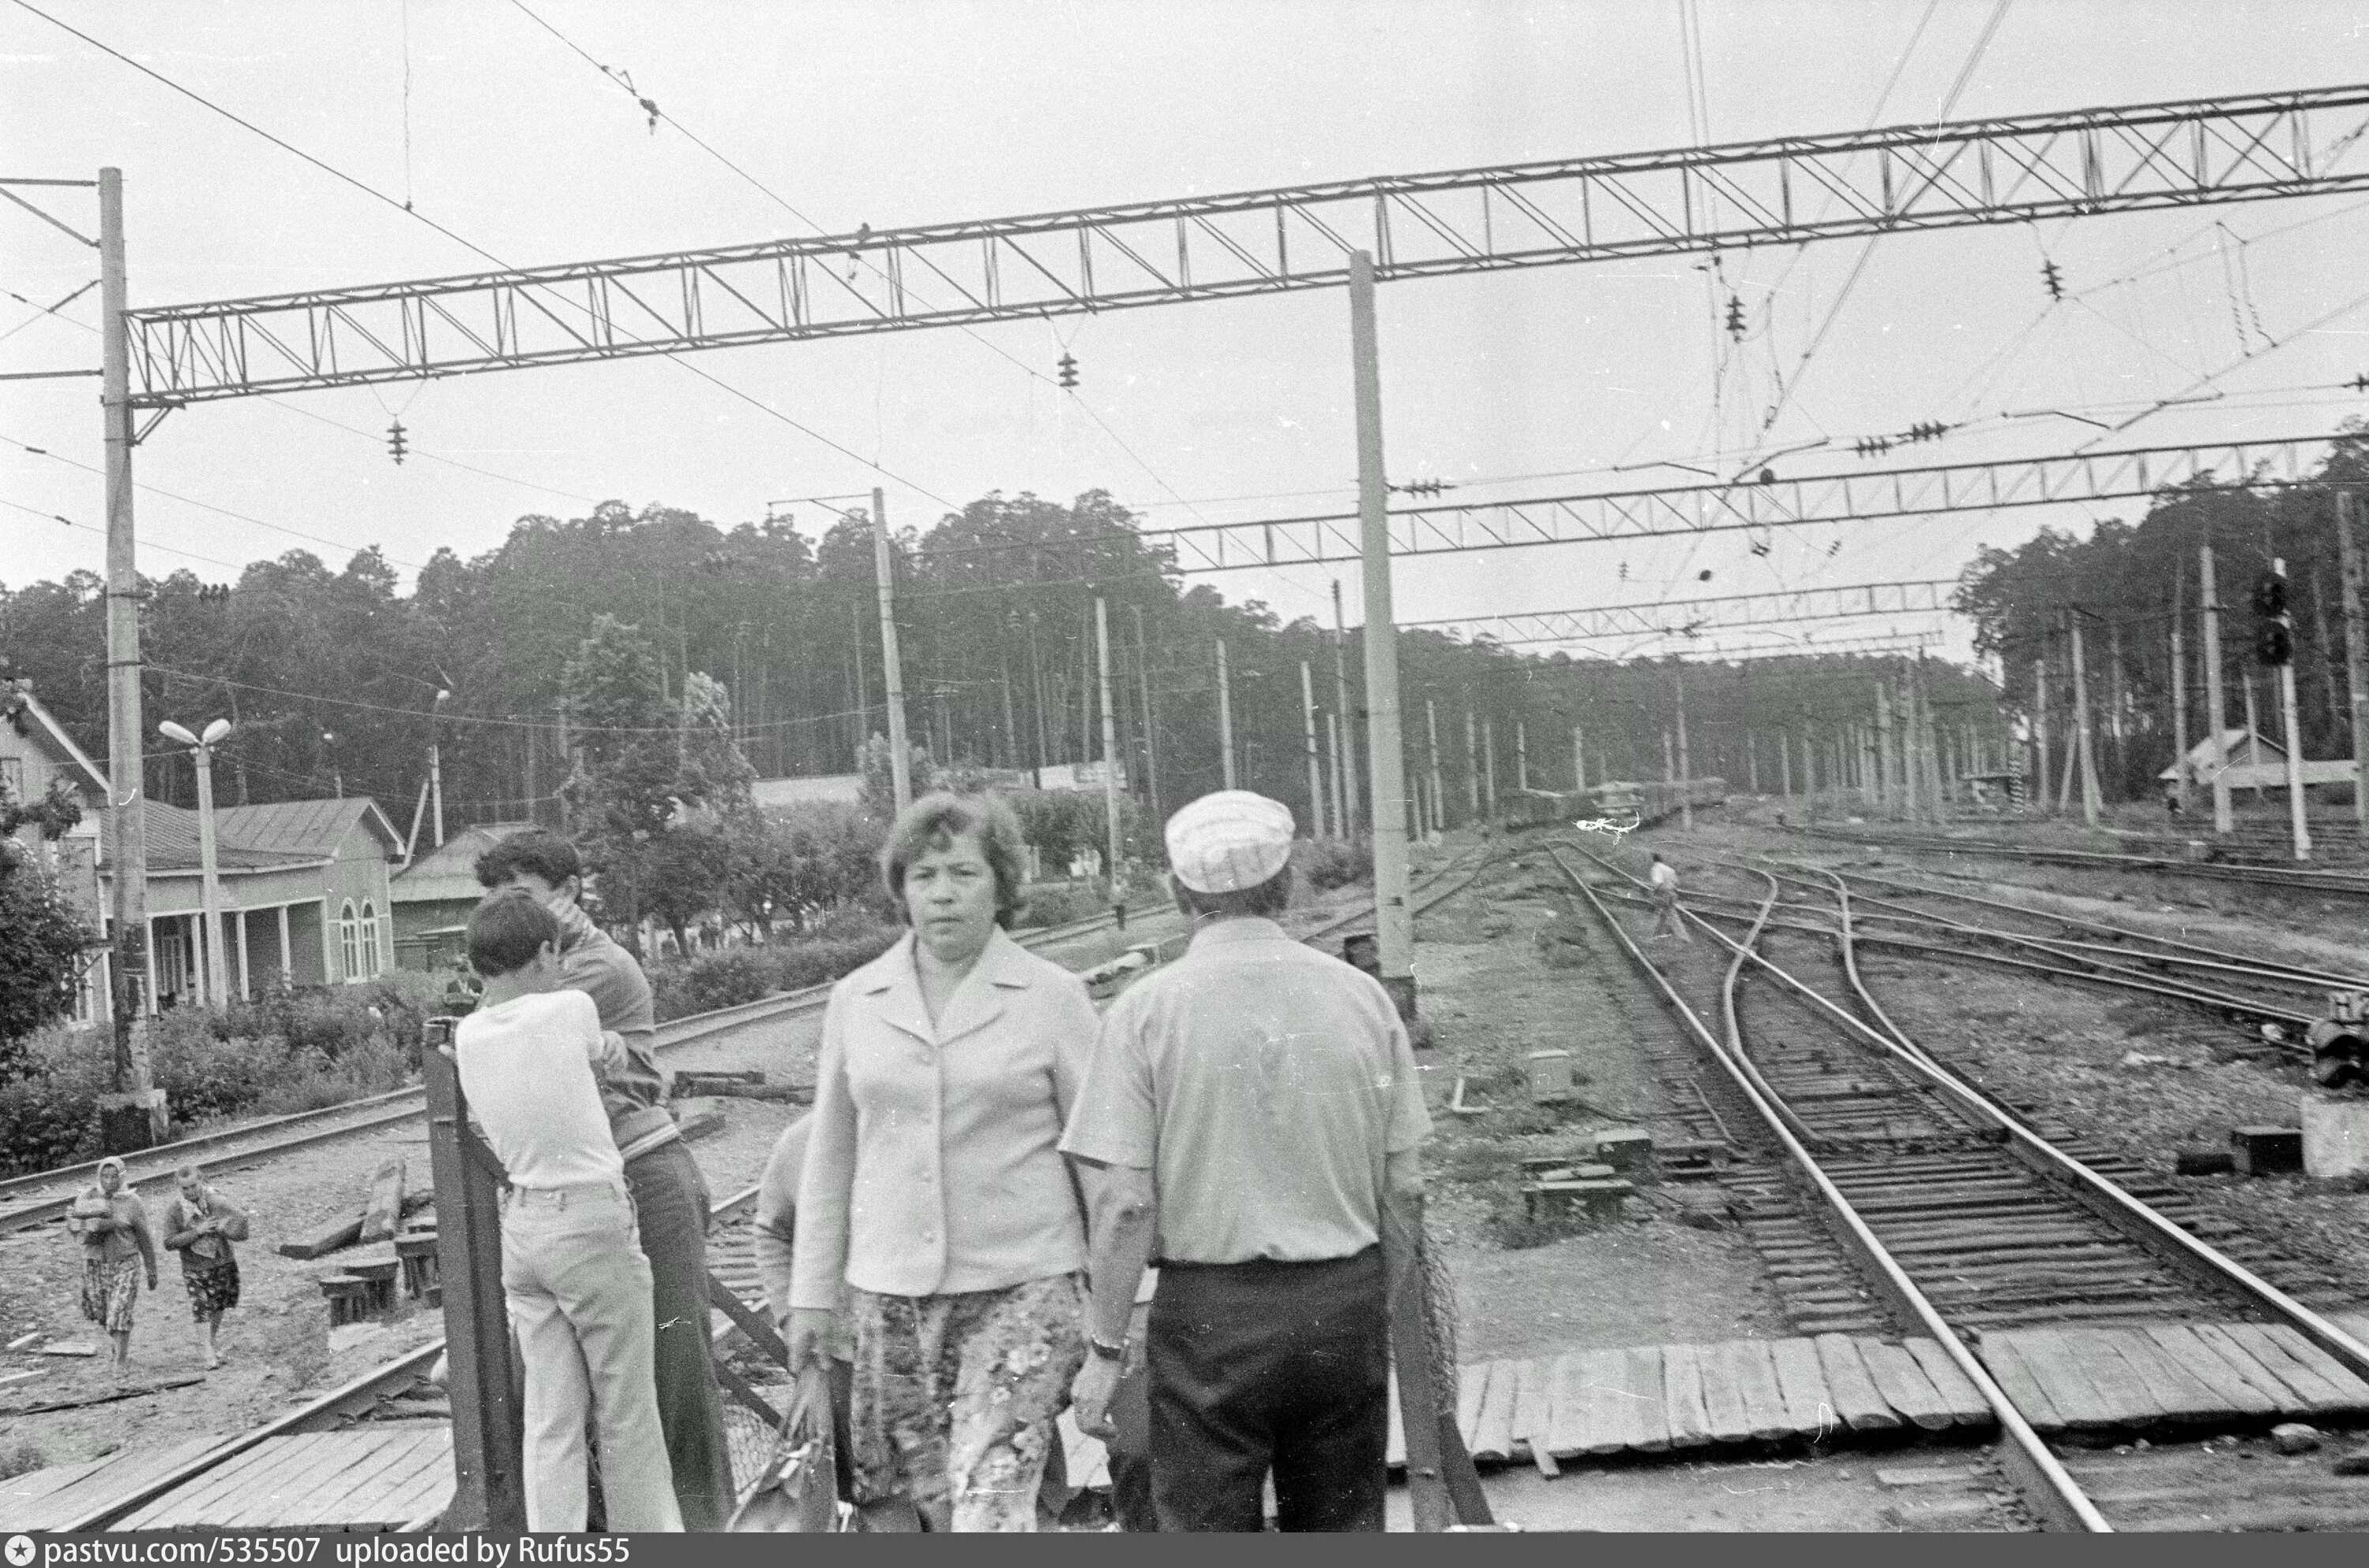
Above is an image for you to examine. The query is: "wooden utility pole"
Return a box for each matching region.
[2340,492,2369,828]
[869,487,912,814]
[1132,604,1162,824]
[1301,661,1327,838]
[1428,700,1446,835]
[1095,598,1128,904]
[2170,564,2191,812]
[2272,558,2312,860]
[1346,253,1414,1003]
[2201,546,2234,832]
[1215,638,1237,790]
[2067,613,2102,827]
[1331,580,1361,835]
[1676,672,1694,831]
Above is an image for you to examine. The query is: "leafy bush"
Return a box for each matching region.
[646,917,903,1022]
[0,1027,112,1173]
[1294,836,1373,891]
[0,840,97,1072]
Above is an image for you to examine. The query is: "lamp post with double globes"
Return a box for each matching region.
[158,718,233,1007]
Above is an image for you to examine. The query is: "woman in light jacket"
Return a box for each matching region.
[786,791,1098,1532]
[67,1156,157,1376]
[160,1162,250,1369]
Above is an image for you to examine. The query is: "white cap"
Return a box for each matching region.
[1165,790,1296,894]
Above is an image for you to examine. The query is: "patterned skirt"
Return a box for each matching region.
[80,1255,141,1334]
[183,1257,240,1319]
[846,1272,1087,1532]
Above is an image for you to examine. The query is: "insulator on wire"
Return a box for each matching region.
[1057,352,1079,389]
[1724,294,1747,339]
[387,418,407,465]
[2040,258,2065,301]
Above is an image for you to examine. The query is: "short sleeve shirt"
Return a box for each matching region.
[1061,917,1432,1265]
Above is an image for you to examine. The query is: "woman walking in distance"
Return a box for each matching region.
[161,1163,249,1370]
[67,1157,156,1377]
[787,792,1100,1531]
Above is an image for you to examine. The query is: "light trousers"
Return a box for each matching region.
[502,1180,683,1532]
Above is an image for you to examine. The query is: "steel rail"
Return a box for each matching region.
[1796,827,2369,896]
[0,903,1157,1236]
[1586,843,2369,1383]
[1818,863,2369,992]
[1547,842,2108,1532]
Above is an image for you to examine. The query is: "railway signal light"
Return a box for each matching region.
[2251,569,2293,666]
[2040,258,2064,300]
[1057,353,1079,389]
[387,418,407,465]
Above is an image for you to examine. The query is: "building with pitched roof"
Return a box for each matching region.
[389,820,530,971]
[2,687,111,1018]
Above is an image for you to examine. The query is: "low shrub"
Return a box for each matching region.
[1294,837,1373,891]
[0,1439,45,1484]
[647,917,903,1022]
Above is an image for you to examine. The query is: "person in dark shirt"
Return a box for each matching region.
[476,829,734,1531]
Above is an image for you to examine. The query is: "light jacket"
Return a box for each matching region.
[789,926,1096,1308]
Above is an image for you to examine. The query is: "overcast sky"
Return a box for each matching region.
[7,1,2369,664]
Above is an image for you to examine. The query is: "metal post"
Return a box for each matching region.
[1132,604,1162,825]
[1301,661,1327,838]
[1215,638,1237,790]
[869,488,912,813]
[425,1044,527,1533]
[1676,672,1693,831]
[2171,563,2191,813]
[2340,493,2369,829]
[1095,597,1128,905]
[1332,580,1361,835]
[1428,700,1445,837]
[1348,252,1413,1003]
[2274,558,2312,860]
[2202,546,2233,834]
[97,167,162,1143]
[2068,615,2102,827]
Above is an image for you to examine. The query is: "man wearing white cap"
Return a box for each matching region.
[1061,790,1432,1532]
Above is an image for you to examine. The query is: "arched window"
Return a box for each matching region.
[359,900,380,978]
[339,899,360,981]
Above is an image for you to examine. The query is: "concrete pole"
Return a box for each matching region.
[1746,730,1758,794]
[1427,700,1444,835]
[1331,580,1361,835]
[1463,709,1480,818]
[188,738,230,1006]
[2168,562,2191,812]
[2243,677,2264,802]
[1301,661,1327,838]
[1573,724,1586,795]
[1095,598,1128,902]
[2273,558,2312,860]
[2068,615,2102,827]
[2201,546,2234,833]
[2339,492,2369,828]
[99,167,157,1109]
[1346,253,1413,999]
[1212,638,1239,791]
[1676,672,1693,831]
[1482,718,1499,818]
[1132,604,1162,825]
[869,487,912,814]
[1515,718,1529,793]
[1327,710,1346,831]
[1780,728,1793,799]
[2032,653,2050,816]
[1875,683,1895,816]
[1662,728,1675,788]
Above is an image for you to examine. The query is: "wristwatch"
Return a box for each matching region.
[1088,1334,1128,1363]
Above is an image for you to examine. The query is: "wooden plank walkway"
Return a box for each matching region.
[1387,1312,2369,1468]
[4,1438,226,1533]
[112,1428,452,1530]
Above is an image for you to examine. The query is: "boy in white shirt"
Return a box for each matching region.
[454,891,683,1533]
[1647,853,1689,943]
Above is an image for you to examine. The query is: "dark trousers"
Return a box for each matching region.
[625,1140,734,1532]
[1106,1301,1156,1532]
[1147,1247,1387,1532]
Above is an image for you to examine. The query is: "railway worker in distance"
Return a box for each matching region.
[452,891,682,1532]
[475,827,734,1529]
[1647,851,1690,943]
[67,1156,157,1379]
[1063,790,1433,1532]
[786,791,1099,1532]
[160,1162,249,1370]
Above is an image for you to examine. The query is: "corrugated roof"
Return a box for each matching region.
[215,797,404,860]
[391,821,532,905]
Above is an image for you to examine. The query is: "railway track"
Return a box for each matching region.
[0,902,1165,1238]
[1791,824,2369,900]
[44,846,1497,1532]
[1548,838,2369,1532]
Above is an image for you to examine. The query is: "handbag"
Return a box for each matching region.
[727,1363,851,1533]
